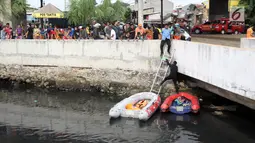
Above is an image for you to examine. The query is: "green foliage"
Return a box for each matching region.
[68,0,96,25]
[239,0,255,24]
[124,8,132,22]
[96,0,115,22]
[67,0,128,25]
[112,0,126,21]
[0,0,27,21]
[11,0,27,18]
[0,0,8,18]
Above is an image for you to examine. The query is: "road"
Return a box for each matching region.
[191,34,245,48]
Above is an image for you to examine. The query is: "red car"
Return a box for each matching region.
[192,21,218,34]
[214,18,244,34]
[192,18,244,34]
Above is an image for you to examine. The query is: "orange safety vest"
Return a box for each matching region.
[247,27,253,38]
[173,35,181,40]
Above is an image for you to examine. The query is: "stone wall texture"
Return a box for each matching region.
[0,64,176,97]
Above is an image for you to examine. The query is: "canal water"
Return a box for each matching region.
[0,88,255,143]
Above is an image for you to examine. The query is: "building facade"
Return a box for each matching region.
[203,0,240,10]
[203,0,240,20]
[170,4,208,28]
[129,0,174,23]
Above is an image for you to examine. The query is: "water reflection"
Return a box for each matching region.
[0,89,254,143]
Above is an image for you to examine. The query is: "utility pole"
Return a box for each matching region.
[64,0,67,11]
[138,0,143,26]
[40,0,44,28]
[161,0,163,29]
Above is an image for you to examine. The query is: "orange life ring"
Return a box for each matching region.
[125,100,149,110]
[126,103,140,110]
[135,100,148,109]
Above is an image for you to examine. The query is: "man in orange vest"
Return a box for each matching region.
[246,25,255,38]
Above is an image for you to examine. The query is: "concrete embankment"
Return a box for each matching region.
[0,40,176,97]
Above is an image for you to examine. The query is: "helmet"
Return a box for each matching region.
[174,23,180,28]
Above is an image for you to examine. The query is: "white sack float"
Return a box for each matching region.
[109,92,161,121]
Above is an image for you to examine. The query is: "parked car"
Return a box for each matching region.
[192,18,244,34]
[192,21,218,34]
[214,18,244,34]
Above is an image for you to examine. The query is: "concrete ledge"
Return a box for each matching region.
[192,34,244,41]
[240,38,255,48]
[185,74,255,110]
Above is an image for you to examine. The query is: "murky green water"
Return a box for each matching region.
[0,89,254,143]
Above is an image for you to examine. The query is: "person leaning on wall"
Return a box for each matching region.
[246,25,255,38]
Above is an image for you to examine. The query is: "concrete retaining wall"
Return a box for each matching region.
[173,40,255,101]
[0,40,161,72]
[0,40,254,103]
[240,38,255,48]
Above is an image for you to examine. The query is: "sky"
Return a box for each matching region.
[27,0,205,11]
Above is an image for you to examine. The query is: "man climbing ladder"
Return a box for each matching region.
[160,59,179,93]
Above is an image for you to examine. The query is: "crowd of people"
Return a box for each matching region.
[0,20,191,41]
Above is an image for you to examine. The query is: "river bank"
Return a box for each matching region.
[0,64,182,97]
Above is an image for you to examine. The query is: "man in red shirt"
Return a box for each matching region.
[5,23,11,39]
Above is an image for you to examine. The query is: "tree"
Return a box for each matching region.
[0,0,27,18]
[112,0,126,21]
[124,8,132,22]
[0,0,27,27]
[95,0,127,23]
[0,0,10,21]
[11,0,27,18]
[67,0,96,25]
[67,0,127,25]
[239,0,255,24]
[96,0,114,22]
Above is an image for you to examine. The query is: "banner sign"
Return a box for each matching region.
[143,8,154,15]
[32,13,64,18]
[229,7,245,22]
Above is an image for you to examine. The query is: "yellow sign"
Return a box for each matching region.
[32,13,64,18]
[229,0,240,10]
[203,0,240,10]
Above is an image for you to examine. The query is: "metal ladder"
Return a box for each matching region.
[150,49,175,95]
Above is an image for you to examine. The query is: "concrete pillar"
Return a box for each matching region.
[209,0,228,20]
[138,0,143,25]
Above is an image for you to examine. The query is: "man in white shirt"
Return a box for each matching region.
[109,26,116,40]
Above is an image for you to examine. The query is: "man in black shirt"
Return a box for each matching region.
[160,59,179,93]
[73,27,80,39]
[0,22,2,31]
[129,24,135,39]
[26,23,34,39]
[153,26,159,39]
